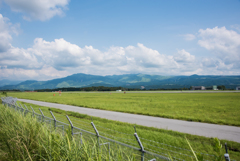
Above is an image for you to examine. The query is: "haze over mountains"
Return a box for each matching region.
[0,80,22,87]
[0,73,240,90]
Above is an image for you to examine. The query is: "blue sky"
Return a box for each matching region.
[0,0,240,81]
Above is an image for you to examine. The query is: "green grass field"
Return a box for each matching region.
[0,104,136,161]
[9,100,240,160]
[1,92,240,160]
[8,92,240,126]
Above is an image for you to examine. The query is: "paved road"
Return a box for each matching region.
[18,98,240,143]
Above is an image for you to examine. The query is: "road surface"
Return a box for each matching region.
[18,98,240,143]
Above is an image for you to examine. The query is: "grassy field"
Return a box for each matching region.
[8,92,240,126]
[0,104,130,161]
[1,91,240,160]
[3,99,238,160]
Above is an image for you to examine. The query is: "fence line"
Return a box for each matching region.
[1,96,230,161]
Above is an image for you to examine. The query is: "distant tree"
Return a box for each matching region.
[2,91,7,97]
[217,85,226,90]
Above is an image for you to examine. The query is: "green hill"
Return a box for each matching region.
[1,73,240,90]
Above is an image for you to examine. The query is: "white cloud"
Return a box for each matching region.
[125,43,177,68]
[30,38,90,70]
[29,39,178,70]
[0,14,19,52]
[2,35,239,80]
[0,47,43,69]
[1,14,240,81]
[231,24,240,32]
[201,58,217,68]
[174,49,195,63]
[1,34,201,79]
[198,26,240,69]
[0,65,69,81]
[200,58,240,75]
[183,34,196,41]
[3,0,70,21]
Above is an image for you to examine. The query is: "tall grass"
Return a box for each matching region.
[15,101,240,161]
[0,104,136,161]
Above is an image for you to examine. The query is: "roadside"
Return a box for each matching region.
[18,98,240,143]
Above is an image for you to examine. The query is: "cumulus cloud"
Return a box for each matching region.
[174,49,195,63]
[0,14,42,74]
[201,58,217,68]
[231,24,240,32]
[198,26,240,69]
[183,34,196,41]
[29,40,178,70]
[125,43,177,68]
[2,0,70,21]
[0,47,43,69]
[0,65,69,81]
[0,14,19,52]
[0,33,201,79]
[1,13,240,81]
[200,58,239,75]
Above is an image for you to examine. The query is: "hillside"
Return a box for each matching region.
[0,73,240,90]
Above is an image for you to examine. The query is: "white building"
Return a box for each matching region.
[116,90,122,92]
[192,86,206,90]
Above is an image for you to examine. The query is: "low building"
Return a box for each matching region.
[116,90,122,92]
[213,85,217,90]
[206,85,218,90]
[236,86,240,90]
[192,86,206,90]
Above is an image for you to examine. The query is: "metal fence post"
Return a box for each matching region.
[24,104,29,116]
[14,103,17,111]
[224,143,230,161]
[15,102,20,111]
[19,103,24,113]
[30,106,35,117]
[24,104,29,110]
[91,121,100,153]
[19,103,26,115]
[50,111,57,129]
[19,103,23,112]
[134,127,145,161]
[66,115,82,144]
[66,115,74,138]
[39,108,45,122]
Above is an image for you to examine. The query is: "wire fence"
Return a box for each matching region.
[1,97,231,161]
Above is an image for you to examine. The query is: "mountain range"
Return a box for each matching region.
[0,73,240,90]
[0,79,22,87]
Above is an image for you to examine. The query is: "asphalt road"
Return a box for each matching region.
[18,98,240,143]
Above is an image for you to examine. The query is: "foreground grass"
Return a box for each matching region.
[0,103,137,161]
[11,100,240,161]
[9,92,240,126]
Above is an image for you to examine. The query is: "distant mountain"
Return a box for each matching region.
[0,73,240,90]
[0,79,22,87]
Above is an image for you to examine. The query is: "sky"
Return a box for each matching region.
[0,0,240,81]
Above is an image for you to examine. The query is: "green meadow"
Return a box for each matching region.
[1,92,240,160]
[9,100,240,160]
[9,92,240,126]
[0,104,137,161]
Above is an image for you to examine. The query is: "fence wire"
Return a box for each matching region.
[1,97,220,161]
